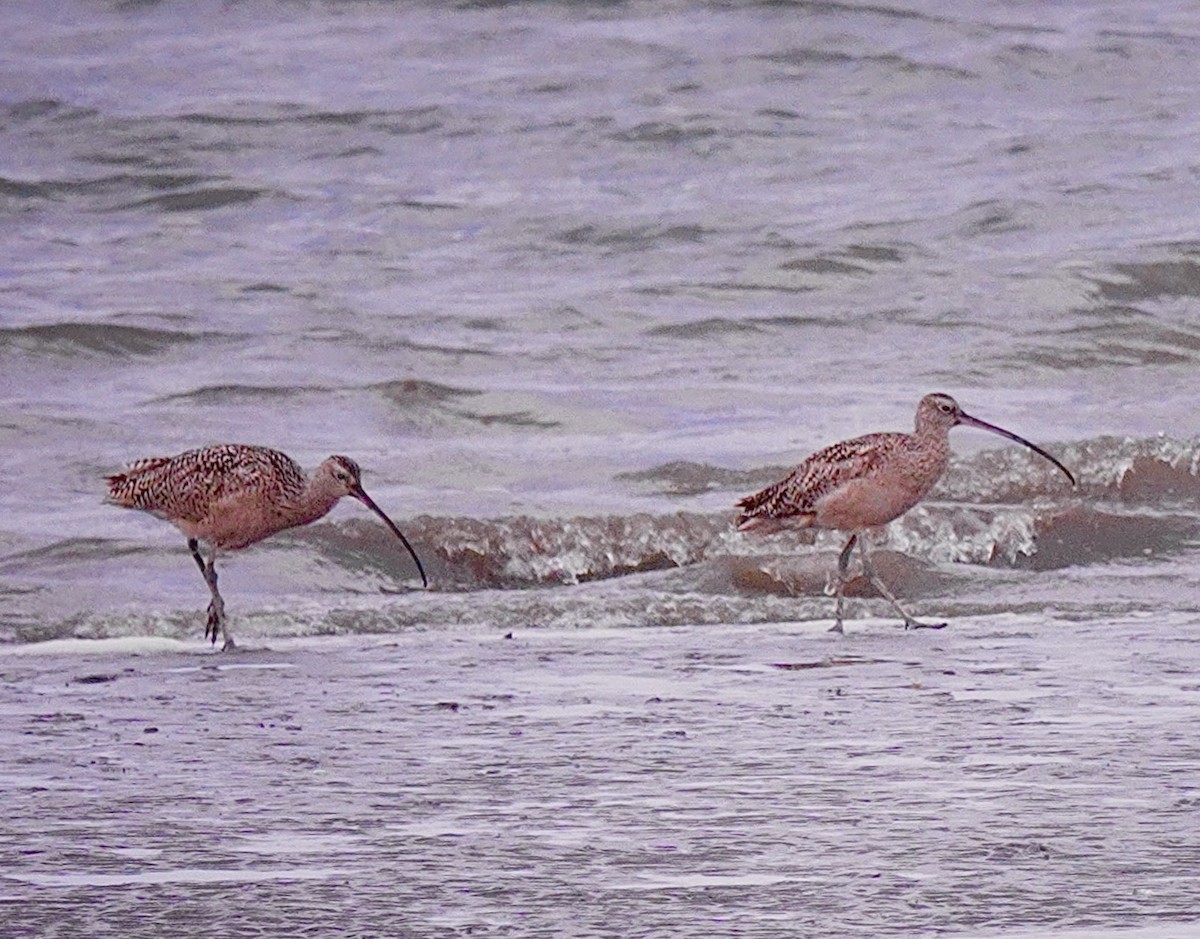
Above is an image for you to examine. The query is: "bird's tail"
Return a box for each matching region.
[735,477,815,533]
[735,512,815,535]
[105,456,173,507]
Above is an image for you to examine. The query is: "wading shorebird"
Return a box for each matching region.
[736,393,1074,632]
[106,445,428,650]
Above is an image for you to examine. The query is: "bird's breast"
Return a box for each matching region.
[812,446,948,531]
[187,492,296,550]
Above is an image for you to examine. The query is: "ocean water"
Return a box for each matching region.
[2,0,1200,934]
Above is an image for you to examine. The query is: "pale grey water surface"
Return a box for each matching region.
[3,0,1200,934]
[2,620,1199,937]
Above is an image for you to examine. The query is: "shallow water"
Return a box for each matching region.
[3,0,1200,933]
[2,619,1199,937]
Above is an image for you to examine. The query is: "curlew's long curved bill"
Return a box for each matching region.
[958,412,1076,486]
[351,488,430,588]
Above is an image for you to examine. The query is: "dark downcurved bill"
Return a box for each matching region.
[352,488,429,588]
[959,412,1076,486]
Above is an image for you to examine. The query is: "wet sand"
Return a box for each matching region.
[2,615,1198,938]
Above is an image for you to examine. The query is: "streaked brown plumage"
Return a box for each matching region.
[737,393,1075,632]
[106,444,428,649]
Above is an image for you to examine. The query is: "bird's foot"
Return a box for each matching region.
[903,617,947,631]
[828,619,845,634]
[220,637,237,652]
[204,600,227,645]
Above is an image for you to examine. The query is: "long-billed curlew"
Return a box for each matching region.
[736,393,1075,632]
[106,445,428,650]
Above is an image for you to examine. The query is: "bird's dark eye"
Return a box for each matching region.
[938,402,953,413]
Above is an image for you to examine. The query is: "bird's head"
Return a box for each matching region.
[316,454,429,587]
[915,393,1075,486]
[317,454,366,500]
[916,392,963,432]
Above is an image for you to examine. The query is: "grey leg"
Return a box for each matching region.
[188,538,206,575]
[856,538,946,631]
[829,533,857,634]
[188,539,234,650]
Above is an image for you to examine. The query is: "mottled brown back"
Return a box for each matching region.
[736,432,906,529]
[106,444,307,524]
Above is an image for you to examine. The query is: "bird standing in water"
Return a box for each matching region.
[106,445,428,650]
[736,393,1075,632]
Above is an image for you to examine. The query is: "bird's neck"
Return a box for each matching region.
[910,421,953,465]
[288,481,343,528]
[913,417,951,447]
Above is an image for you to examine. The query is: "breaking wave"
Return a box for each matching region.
[4,434,1200,644]
[301,430,1200,594]
[400,433,1200,590]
